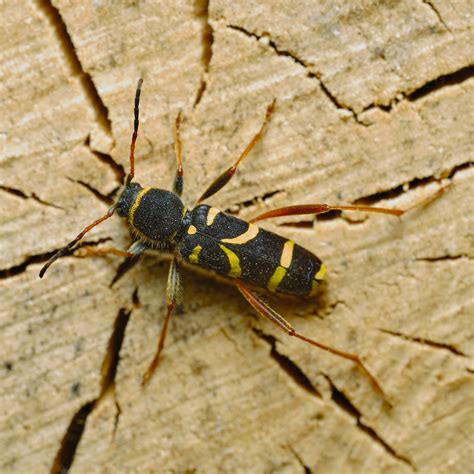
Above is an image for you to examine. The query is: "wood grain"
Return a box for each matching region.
[1,1,473,473]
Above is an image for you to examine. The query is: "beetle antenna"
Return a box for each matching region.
[126,78,143,185]
[39,206,116,278]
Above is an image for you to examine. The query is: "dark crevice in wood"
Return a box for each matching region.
[326,377,415,469]
[0,239,110,280]
[50,307,132,474]
[67,177,116,206]
[287,444,312,474]
[100,308,132,396]
[421,0,452,33]
[0,184,65,210]
[51,400,96,474]
[353,161,471,208]
[85,136,126,185]
[226,24,363,124]
[407,65,473,102]
[415,254,471,263]
[225,189,284,215]
[194,0,214,107]
[36,0,113,138]
[378,328,466,358]
[253,328,321,397]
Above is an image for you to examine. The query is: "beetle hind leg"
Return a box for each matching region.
[236,280,386,399]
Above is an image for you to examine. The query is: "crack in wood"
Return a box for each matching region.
[421,0,452,33]
[287,444,312,474]
[225,189,284,214]
[84,136,126,185]
[194,0,214,107]
[50,307,132,473]
[0,184,65,210]
[227,24,472,122]
[326,376,415,469]
[378,328,467,358]
[0,239,111,280]
[354,161,471,205]
[66,177,117,206]
[35,0,113,138]
[253,328,321,397]
[226,24,363,124]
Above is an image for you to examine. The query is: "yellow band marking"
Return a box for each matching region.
[219,244,241,278]
[310,279,319,296]
[189,245,202,264]
[188,225,197,235]
[206,207,220,226]
[267,265,287,292]
[129,187,152,226]
[315,263,326,280]
[221,223,259,245]
[280,240,295,268]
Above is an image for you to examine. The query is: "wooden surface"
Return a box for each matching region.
[1,1,473,473]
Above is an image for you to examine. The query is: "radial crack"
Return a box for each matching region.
[378,328,466,358]
[0,238,110,280]
[36,0,113,137]
[51,400,96,474]
[50,307,132,473]
[287,444,312,474]
[327,377,414,469]
[67,177,117,206]
[421,0,452,32]
[352,160,471,208]
[226,25,362,122]
[0,184,64,210]
[85,136,126,185]
[407,65,473,102]
[225,189,284,214]
[194,0,214,107]
[253,328,321,397]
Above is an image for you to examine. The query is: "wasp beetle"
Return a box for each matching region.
[40,79,443,395]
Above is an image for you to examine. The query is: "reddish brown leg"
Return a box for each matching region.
[173,111,184,196]
[142,257,181,386]
[236,280,385,397]
[196,100,276,203]
[249,187,447,223]
[126,78,143,185]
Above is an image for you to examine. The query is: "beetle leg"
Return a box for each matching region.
[173,111,184,196]
[250,186,447,223]
[196,100,276,203]
[142,257,181,386]
[235,280,385,398]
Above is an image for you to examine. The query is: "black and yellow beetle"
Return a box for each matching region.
[40,79,439,394]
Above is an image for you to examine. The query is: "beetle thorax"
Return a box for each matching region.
[117,183,185,242]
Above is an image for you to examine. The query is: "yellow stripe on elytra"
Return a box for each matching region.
[310,264,326,296]
[129,187,152,226]
[315,263,326,280]
[206,207,220,226]
[221,223,259,245]
[219,244,241,278]
[267,266,287,292]
[280,240,295,268]
[189,245,202,264]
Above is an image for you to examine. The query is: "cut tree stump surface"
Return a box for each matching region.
[1,1,473,473]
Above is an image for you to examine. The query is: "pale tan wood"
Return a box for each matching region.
[0,1,473,473]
